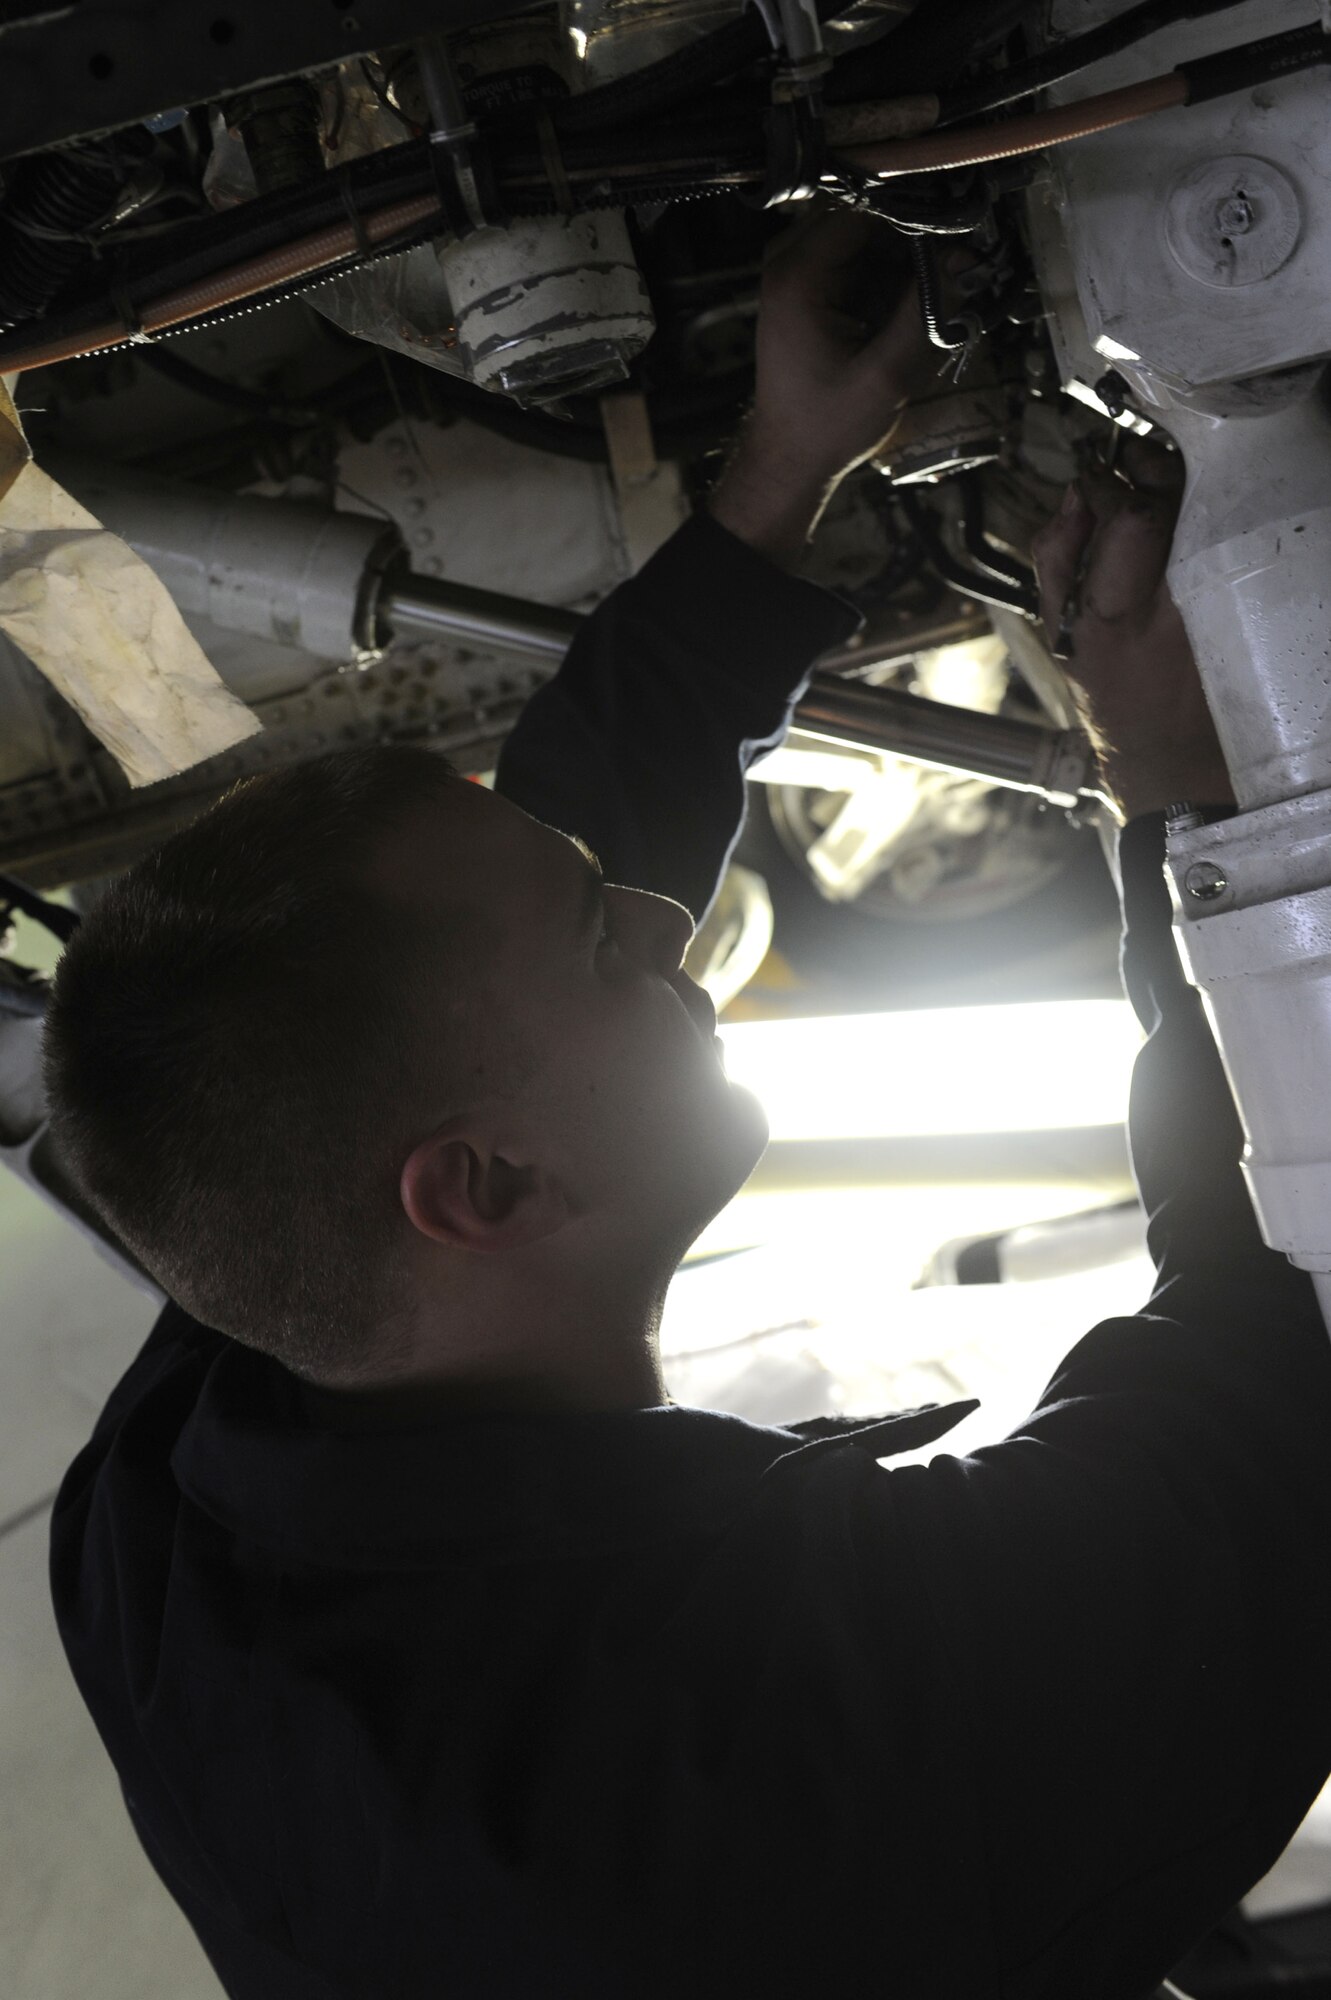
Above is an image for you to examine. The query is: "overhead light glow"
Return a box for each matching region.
[717,999,1142,1140]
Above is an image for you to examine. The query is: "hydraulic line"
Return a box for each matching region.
[898,490,1041,618]
[0,193,441,371]
[960,477,1040,596]
[845,71,1189,177]
[845,21,1331,177]
[937,0,1245,125]
[795,672,1097,803]
[380,573,582,657]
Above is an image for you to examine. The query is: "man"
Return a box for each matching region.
[41,211,1331,2000]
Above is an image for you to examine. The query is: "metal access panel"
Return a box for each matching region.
[0,0,531,164]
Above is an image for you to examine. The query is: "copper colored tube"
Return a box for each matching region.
[4,68,1193,376]
[839,70,1189,178]
[5,192,443,373]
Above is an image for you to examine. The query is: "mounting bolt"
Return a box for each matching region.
[1216,193,1253,236]
[1184,860,1229,902]
[1094,370,1131,420]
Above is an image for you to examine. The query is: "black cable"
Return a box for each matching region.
[897,489,1040,618]
[134,345,319,424]
[0,871,80,943]
[0,1490,59,1545]
[937,0,1247,124]
[1179,18,1331,104]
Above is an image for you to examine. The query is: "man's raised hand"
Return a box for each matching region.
[1030,440,1235,823]
[709,202,933,569]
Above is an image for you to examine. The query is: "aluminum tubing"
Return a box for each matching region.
[380,575,583,659]
[1170,840,1331,1272]
[795,674,1095,803]
[40,457,404,666]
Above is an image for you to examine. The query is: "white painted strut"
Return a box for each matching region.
[1029,0,1331,1314]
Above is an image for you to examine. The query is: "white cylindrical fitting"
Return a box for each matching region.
[42,458,404,666]
[437,210,654,404]
[1173,871,1331,1269]
[1165,387,1331,813]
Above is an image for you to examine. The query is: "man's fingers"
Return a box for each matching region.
[1031,484,1095,639]
[859,279,933,400]
[1080,498,1175,621]
[1119,434,1184,499]
[765,205,882,284]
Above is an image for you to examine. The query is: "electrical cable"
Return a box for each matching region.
[863,168,992,233]
[845,20,1331,177]
[937,0,1245,124]
[134,344,319,423]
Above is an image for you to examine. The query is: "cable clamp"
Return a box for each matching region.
[108,265,152,344]
[750,92,827,207]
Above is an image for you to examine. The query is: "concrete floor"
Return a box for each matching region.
[0,1168,224,1999]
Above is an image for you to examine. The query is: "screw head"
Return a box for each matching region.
[1216,193,1253,236]
[1184,860,1229,902]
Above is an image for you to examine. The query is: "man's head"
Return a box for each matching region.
[42,746,767,1390]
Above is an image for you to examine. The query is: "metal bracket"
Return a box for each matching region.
[415,34,496,238]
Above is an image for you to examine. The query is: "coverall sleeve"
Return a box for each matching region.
[494,510,861,922]
[876,810,1331,1999]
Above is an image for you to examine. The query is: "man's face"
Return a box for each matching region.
[378,780,769,1256]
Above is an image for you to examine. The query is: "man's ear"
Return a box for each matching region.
[399,1123,571,1253]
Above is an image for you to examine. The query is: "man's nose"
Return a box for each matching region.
[609,885,695,975]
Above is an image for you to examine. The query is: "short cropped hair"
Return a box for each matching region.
[43,744,486,1385]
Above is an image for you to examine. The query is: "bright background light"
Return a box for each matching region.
[717,999,1143,1141]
